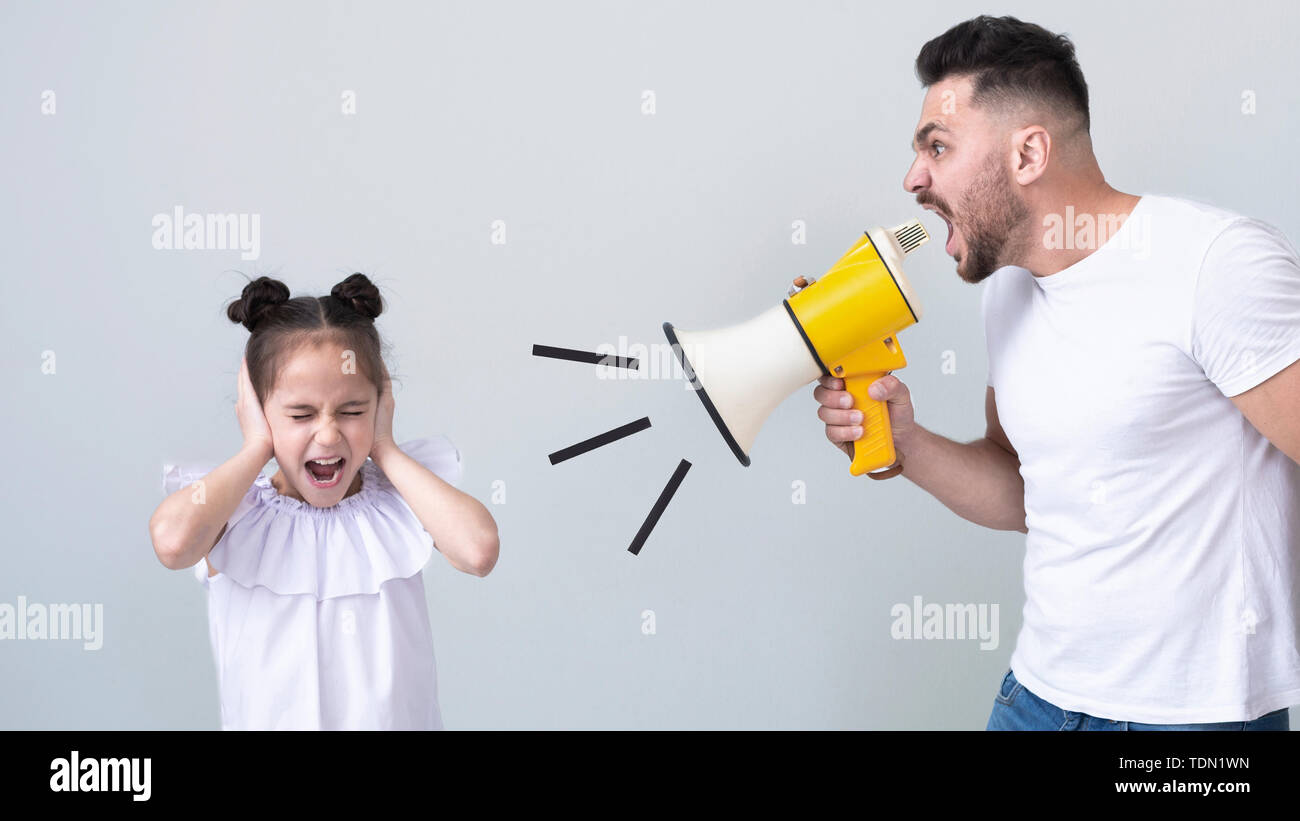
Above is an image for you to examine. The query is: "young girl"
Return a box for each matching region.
[150,273,499,730]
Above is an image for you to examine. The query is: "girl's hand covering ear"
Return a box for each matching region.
[371,361,395,458]
[237,355,274,460]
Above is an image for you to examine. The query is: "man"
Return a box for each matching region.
[813,15,1300,730]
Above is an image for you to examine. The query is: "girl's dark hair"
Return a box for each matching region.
[226,272,388,405]
[915,15,1090,135]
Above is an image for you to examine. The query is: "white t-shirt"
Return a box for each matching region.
[161,436,463,730]
[983,193,1300,723]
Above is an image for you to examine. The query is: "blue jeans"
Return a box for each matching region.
[986,668,1290,731]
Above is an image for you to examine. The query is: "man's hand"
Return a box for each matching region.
[813,373,917,460]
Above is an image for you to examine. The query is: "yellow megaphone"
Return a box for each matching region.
[664,219,929,476]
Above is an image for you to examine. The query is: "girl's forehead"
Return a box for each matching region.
[279,343,362,377]
[286,338,349,364]
[271,365,374,403]
[271,382,374,408]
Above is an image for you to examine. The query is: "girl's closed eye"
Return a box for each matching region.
[291,412,366,420]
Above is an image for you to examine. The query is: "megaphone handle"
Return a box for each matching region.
[843,372,897,477]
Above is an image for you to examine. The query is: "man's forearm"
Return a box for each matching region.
[895,426,1028,533]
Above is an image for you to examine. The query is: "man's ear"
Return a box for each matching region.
[1012,125,1051,185]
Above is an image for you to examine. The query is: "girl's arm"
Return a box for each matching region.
[371,442,499,577]
[152,356,274,571]
[150,441,271,571]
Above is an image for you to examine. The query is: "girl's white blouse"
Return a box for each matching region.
[161,437,462,730]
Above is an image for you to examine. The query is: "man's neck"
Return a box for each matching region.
[1017,185,1142,277]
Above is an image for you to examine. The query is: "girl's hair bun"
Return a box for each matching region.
[226,276,291,332]
[330,272,383,321]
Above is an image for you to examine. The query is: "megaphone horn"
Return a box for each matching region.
[665,220,930,476]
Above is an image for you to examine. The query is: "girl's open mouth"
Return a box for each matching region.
[305,457,345,488]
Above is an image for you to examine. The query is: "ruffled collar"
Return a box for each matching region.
[206,437,461,600]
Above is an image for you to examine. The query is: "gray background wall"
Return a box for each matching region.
[1,0,1296,729]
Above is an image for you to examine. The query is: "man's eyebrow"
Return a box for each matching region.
[283,399,371,411]
[911,121,951,151]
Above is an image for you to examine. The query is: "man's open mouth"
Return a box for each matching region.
[922,204,956,254]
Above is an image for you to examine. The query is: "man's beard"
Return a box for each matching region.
[929,152,1030,284]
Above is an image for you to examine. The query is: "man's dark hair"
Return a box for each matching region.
[915,15,1090,135]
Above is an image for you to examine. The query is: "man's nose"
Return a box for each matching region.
[903,156,929,194]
